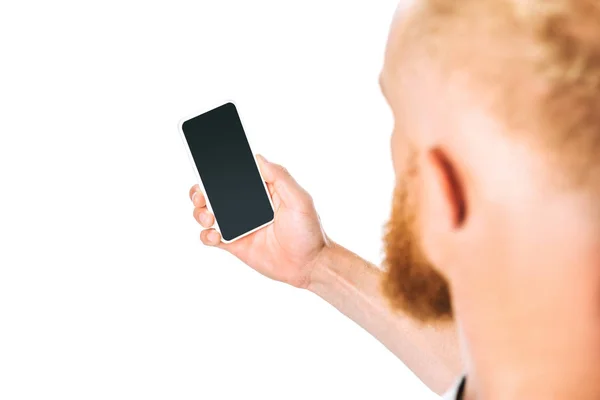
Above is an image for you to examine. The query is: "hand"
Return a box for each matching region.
[189,155,328,289]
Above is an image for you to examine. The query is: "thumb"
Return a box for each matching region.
[256,154,310,209]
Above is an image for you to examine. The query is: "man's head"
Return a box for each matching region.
[380,0,600,330]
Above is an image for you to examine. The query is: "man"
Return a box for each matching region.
[189,0,600,398]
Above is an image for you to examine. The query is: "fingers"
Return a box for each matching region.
[193,206,215,228]
[189,184,199,202]
[190,185,213,227]
[200,229,222,247]
[256,154,309,209]
[189,186,222,248]
[189,185,206,208]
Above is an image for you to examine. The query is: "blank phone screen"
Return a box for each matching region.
[181,103,274,241]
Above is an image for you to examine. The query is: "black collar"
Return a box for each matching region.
[456,376,466,400]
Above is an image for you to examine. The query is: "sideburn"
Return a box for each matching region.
[381,159,453,323]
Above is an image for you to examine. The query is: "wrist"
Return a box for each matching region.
[305,238,340,293]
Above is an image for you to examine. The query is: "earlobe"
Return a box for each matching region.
[423,148,467,230]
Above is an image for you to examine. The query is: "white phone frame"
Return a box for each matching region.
[177,100,275,244]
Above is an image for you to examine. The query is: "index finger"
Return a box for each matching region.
[188,184,206,207]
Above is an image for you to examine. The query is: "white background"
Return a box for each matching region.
[0,0,437,398]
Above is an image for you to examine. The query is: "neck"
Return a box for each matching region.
[453,272,600,400]
[452,192,600,400]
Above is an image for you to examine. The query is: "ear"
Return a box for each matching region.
[420,148,467,261]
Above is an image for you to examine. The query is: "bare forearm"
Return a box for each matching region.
[308,241,462,395]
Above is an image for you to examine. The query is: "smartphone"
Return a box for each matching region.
[179,102,274,243]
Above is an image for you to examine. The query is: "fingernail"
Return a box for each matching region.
[200,213,209,225]
[192,192,198,205]
[208,231,219,243]
[258,154,268,163]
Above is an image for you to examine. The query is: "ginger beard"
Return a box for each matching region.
[381,150,453,323]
